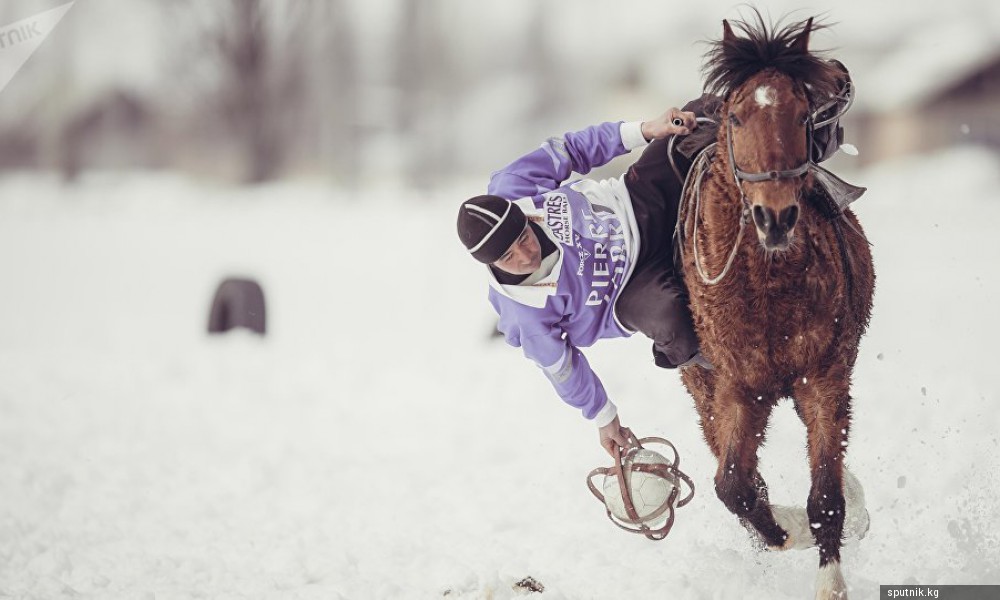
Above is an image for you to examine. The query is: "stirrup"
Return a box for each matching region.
[809,162,866,216]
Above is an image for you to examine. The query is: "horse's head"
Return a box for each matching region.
[704,12,844,252]
[725,67,811,251]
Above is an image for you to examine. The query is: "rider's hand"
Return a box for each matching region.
[599,415,631,458]
[641,107,698,141]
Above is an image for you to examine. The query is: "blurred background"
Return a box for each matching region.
[0,1,998,598]
[0,0,997,187]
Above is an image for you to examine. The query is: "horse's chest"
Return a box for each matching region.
[696,265,837,382]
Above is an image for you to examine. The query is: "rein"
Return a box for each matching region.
[675,104,818,286]
[675,140,751,286]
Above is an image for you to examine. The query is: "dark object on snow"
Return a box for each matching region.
[513,577,544,593]
[207,278,267,335]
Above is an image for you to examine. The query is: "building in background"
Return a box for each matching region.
[852,38,1000,166]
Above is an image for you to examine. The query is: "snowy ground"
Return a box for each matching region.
[1,147,999,599]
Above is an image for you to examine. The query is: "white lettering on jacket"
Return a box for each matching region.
[542,192,573,245]
[583,212,625,307]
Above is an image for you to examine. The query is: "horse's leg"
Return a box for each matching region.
[682,367,723,458]
[684,370,787,547]
[791,403,870,544]
[709,379,788,549]
[687,370,766,536]
[793,372,852,600]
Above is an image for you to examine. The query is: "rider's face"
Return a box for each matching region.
[492,225,542,275]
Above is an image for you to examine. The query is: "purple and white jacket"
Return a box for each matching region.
[486,121,650,427]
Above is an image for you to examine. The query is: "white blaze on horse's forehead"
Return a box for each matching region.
[755,85,778,108]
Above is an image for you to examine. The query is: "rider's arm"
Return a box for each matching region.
[490,292,618,427]
[487,121,648,200]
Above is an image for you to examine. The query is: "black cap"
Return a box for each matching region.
[457,195,527,264]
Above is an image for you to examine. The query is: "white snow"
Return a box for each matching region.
[1,145,999,598]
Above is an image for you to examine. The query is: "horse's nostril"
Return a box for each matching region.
[752,205,770,230]
[780,205,799,230]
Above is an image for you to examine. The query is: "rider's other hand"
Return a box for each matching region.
[599,415,631,458]
[641,108,698,140]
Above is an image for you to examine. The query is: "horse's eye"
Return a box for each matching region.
[799,114,810,126]
[729,113,742,127]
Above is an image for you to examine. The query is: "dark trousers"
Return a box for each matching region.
[615,136,699,369]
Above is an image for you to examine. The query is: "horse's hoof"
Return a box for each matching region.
[815,561,848,599]
[770,505,816,550]
[766,536,797,552]
[842,467,869,542]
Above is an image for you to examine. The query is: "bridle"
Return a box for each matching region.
[666,77,854,182]
[811,78,854,129]
[674,77,855,286]
[727,77,855,187]
[726,115,812,186]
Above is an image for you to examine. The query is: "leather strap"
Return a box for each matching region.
[586,433,696,541]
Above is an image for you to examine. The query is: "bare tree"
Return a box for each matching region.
[174,0,308,183]
[396,0,454,189]
[311,0,359,187]
[526,2,559,126]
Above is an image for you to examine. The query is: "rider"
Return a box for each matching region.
[457,107,707,457]
[458,65,854,457]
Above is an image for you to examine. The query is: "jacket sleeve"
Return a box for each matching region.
[489,292,618,426]
[487,121,648,200]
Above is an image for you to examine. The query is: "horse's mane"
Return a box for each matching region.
[702,9,842,101]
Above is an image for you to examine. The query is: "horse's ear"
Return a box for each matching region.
[722,19,737,46]
[790,17,814,53]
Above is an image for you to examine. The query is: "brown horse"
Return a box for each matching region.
[677,14,875,600]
